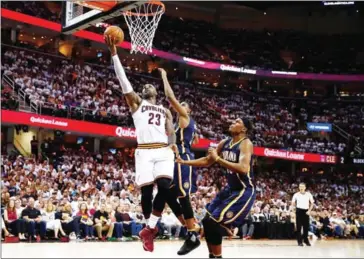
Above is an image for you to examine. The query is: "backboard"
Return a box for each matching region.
[61,1,143,34]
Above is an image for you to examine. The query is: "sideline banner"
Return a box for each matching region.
[1,110,337,163]
[254,147,337,164]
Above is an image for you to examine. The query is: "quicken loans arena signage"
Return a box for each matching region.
[2,110,337,164]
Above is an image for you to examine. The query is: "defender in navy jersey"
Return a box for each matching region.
[177,118,255,258]
[159,68,200,255]
[175,116,198,197]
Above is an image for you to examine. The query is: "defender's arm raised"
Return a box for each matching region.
[158,68,189,128]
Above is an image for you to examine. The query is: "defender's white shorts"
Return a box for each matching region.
[135,146,175,187]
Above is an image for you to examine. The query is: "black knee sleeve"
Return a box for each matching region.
[202,215,223,245]
[152,191,166,213]
[141,184,154,219]
[156,177,172,190]
[179,196,194,220]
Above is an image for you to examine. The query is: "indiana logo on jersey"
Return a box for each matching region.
[226,211,234,219]
[222,150,238,162]
[183,182,190,189]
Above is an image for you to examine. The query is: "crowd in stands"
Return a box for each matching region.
[1,1,60,22]
[2,1,364,74]
[154,17,364,74]
[3,46,363,155]
[1,144,364,242]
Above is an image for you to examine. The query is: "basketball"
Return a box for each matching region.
[104,25,124,44]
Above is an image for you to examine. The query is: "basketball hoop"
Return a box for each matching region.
[122,1,165,54]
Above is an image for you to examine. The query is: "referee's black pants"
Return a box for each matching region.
[296,208,309,244]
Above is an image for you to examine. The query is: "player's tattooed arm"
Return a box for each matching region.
[158,68,189,128]
[105,35,141,113]
[210,139,253,175]
[165,109,176,143]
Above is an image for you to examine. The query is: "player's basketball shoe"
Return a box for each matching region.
[139,226,158,252]
[177,231,201,255]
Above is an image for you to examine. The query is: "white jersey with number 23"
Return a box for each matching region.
[132,100,168,145]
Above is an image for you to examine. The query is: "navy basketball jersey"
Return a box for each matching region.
[176,117,196,154]
[220,138,254,190]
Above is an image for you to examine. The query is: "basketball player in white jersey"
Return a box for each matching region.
[105,35,182,252]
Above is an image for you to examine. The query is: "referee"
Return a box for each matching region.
[291,183,314,246]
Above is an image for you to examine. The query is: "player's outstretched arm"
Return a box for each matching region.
[158,68,189,128]
[209,139,253,175]
[105,35,141,113]
[176,139,226,167]
[176,156,214,167]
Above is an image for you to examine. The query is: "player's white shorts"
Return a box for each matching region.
[135,145,174,187]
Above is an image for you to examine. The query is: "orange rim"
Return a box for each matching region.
[122,1,165,17]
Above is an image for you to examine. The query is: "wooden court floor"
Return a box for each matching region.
[2,239,363,258]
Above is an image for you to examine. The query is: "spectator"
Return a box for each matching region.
[195,207,206,223]
[330,212,346,238]
[320,210,333,237]
[309,212,323,240]
[119,192,131,206]
[55,203,78,238]
[160,207,182,240]
[76,202,94,240]
[14,199,24,219]
[93,203,114,240]
[344,214,359,238]
[113,205,125,241]
[131,205,145,236]
[41,202,66,239]
[7,180,18,197]
[3,199,26,240]
[105,205,117,241]
[114,204,138,238]
[21,197,47,241]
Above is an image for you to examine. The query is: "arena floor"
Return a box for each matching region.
[2,239,363,258]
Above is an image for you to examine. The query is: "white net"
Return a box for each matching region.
[123,1,165,54]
